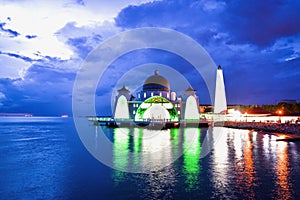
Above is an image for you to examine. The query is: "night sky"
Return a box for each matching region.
[0,0,299,116]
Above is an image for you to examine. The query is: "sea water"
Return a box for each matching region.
[1,117,300,199]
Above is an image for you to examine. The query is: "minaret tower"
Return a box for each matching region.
[184,86,200,120]
[214,65,227,113]
[114,86,130,120]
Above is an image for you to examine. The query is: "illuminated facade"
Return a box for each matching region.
[114,70,200,121]
[214,65,227,113]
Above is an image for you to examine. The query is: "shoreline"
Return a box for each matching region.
[222,121,300,135]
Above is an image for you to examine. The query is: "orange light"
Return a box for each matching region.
[276,109,283,115]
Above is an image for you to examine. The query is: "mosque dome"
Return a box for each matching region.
[143,70,170,91]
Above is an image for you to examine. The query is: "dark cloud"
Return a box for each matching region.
[75,0,85,6]
[223,0,300,46]
[115,0,300,46]
[0,78,23,108]
[0,50,70,64]
[116,0,204,26]
[67,36,94,59]
[114,0,300,105]
[57,22,104,59]
[25,35,37,39]
[223,47,300,105]
[115,0,220,44]
[25,64,75,82]
[0,65,76,116]
[0,22,20,37]
[0,51,34,62]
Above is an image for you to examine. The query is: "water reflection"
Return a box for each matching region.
[274,142,293,200]
[262,134,277,174]
[93,126,299,199]
[2,118,300,199]
[113,128,130,185]
[210,127,230,198]
[133,128,143,166]
[234,131,256,199]
[170,128,180,159]
[183,128,201,191]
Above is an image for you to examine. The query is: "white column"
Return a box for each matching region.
[214,66,227,113]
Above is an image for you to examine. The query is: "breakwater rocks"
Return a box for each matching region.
[223,121,300,134]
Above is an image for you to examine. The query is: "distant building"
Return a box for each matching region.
[279,99,297,104]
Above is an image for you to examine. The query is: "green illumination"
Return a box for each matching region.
[135,106,146,120]
[168,107,178,120]
[183,128,201,191]
[170,128,179,145]
[113,128,130,185]
[135,96,178,121]
[133,128,143,153]
[170,128,180,158]
[144,96,169,103]
[133,128,143,166]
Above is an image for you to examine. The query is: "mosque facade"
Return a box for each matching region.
[114,69,201,122]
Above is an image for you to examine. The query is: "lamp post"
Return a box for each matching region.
[277,109,283,123]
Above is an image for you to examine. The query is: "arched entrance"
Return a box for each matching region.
[135,96,178,122]
[143,104,170,120]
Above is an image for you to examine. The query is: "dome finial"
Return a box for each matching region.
[154,69,159,75]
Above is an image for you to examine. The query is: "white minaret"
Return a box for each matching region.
[184,86,200,120]
[214,65,227,113]
[114,86,130,120]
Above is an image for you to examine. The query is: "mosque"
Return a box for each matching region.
[114,67,227,123]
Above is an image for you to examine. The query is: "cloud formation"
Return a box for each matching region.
[0,0,299,115]
[223,0,300,46]
[0,21,20,37]
[0,0,160,115]
[114,0,300,105]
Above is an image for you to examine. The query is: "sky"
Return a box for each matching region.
[0,0,299,116]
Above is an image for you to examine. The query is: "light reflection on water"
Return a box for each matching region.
[1,117,300,199]
[235,131,256,199]
[98,126,300,199]
[210,127,230,198]
[183,128,201,192]
[274,141,293,200]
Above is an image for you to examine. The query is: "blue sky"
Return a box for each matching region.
[0,0,299,116]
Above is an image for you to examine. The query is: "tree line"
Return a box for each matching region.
[232,102,300,116]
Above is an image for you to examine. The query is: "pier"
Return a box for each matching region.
[88,116,209,129]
